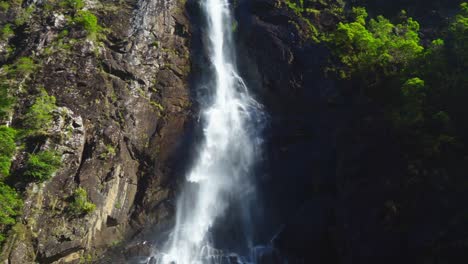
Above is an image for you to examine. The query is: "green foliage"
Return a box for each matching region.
[73,10,100,37]
[0,126,17,178]
[79,253,93,264]
[415,2,468,157]
[59,0,85,10]
[69,187,96,216]
[150,101,164,111]
[449,2,468,67]
[99,144,116,159]
[284,0,344,43]
[23,88,56,136]
[11,57,37,76]
[0,182,22,243]
[58,29,69,39]
[1,24,14,40]
[0,81,14,120]
[14,6,34,27]
[0,1,10,11]
[392,77,426,128]
[285,0,305,14]
[321,3,468,176]
[24,151,61,182]
[329,8,423,80]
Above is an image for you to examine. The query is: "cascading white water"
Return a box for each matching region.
[154,0,264,263]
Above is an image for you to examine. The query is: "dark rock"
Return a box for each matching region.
[0,0,192,262]
[235,0,406,263]
[148,257,158,264]
[124,241,154,259]
[39,240,84,263]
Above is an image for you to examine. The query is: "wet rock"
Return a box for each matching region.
[1,0,192,261]
[252,246,282,264]
[235,1,408,263]
[124,241,155,259]
[148,257,158,264]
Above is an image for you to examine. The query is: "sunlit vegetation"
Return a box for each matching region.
[24,151,62,182]
[0,24,13,40]
[284,0,345,42]
[0,182,22,243]
[282,2,468,186]
[0,81,14,121]
[23,88,57,136]
[73,10,100,37]
[328,7,423,81]
[0,126,17,178]
[59,0,85,11]
[69,187,96,216]
[13,57,37,76]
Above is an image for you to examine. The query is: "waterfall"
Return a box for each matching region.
[154,0,265,263]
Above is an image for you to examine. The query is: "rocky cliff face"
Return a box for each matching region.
[2,0,462,263]
[235,0,407,263]
[0,0,191,262]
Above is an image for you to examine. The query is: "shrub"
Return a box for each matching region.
[0,126,17,178]
[73,10,100,37]
[14,6,34,27]
[99,144,116,159]
[24,151,61,182]
[58,29,69,39]
[59,0,84,10]
[69,187,96,216]
[329,7,423,81]
[0,1,10,11]
[0,182,23,243]
[1,24,14,40]
[23,88,56,135]
[0,81,14,120]
[12,57,37,76]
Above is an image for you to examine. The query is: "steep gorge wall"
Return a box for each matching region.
[0,0,192,263]
[235,0,406,263]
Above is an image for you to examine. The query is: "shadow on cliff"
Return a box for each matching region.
[233,0,411,263]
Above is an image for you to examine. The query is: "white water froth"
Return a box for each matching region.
[154,0,265,263]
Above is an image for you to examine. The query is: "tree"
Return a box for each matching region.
[449,2,468,66]
[0,182,22,243]
[23,88,57,136]
[329,7,423,82]
[23,151,61,182]
[0,126,17,178]
[393,77,426,128]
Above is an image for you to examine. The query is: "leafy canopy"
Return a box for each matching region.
[449,2,468,67]
[392,77,426,128]
[0,126,17,178]
[330,7,423,80]
[0,182,22,243]
[24,151,61,182]
[23,88,57,136]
